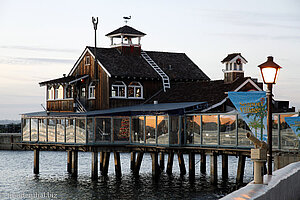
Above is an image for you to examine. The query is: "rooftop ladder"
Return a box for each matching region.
[141,51,170,92]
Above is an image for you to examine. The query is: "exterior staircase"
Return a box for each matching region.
[74,98,87,113]
[141,51,170,92]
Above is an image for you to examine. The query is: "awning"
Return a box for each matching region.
[22,102,208,118]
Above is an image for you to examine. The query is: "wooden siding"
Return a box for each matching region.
[47,100,74,112]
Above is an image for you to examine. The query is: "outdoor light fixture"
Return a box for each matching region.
[258,56,282,84]
[258,56,282,176]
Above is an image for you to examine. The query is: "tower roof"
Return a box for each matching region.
[221,53,248,63]
[105,25,146,37]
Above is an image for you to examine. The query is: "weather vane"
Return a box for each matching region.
[123,16,131,24]
[92,16,98,30]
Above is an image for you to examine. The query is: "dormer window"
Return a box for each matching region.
[48,86,55,100]
[128,81,143,98]
[111,81,126,98]
[88,82,96,99]
[85,56,90,66]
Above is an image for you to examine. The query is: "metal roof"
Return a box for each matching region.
[22,102,208,118]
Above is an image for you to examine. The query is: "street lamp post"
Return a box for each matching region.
[258,56,282,175]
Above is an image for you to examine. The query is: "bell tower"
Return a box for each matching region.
[105,25,146,56]
[221,53,247,83]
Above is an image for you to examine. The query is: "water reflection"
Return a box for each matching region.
[0,151,253,200]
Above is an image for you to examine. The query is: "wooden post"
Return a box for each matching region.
[236,155,246,184]
[210,153,218,184]
[72,150,78,177]
[151,152,159,179]
[166,151,174,175]
[102,152,110,176]
[177,152,186,175]
[222,154,228,180]
[91,151,98,180]
[134,152,144,175]
[130,152,136,171]
[200,151,206,174]
[159,152,165,172]
[114,152,122,177]
[189,152,195,180]
[67,151,72,173]
[99,152,104,172]
[33,149,39,174]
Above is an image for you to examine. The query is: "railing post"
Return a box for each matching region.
[217,115,220,146]
[236,114,239,147]
[278,114,281,150]
[200,115,203,145]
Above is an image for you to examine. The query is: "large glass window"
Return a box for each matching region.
[57,118,65,143]
[31,119,38,142]
[146,116,156,144]
[48,119,56,142]
[202,115,218,145]
[95,118,111,143]
[76,119,86,143]
[220,115,236,146]
[87,118,94,143]
[111,81,126,98]
[113,117,130,142]
[157,116,168,145]
[66,119,75,143]
[186,115,201,144]
[38,119,47,142]
[22,118,30,141]
[128,82,143,98]
[170,116,179,145]
[237,115,252,146]
[280,114,299,150]
[65,85,73,99]
[88,82,96,99]
[132,116,145,143]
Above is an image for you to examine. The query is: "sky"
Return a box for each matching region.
[0,0,300,120]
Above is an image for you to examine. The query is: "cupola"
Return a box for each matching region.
[221,53,247,83]
[105,25,146,55]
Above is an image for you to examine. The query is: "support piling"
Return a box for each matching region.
[166,151,174,175]
[210,153,218,184]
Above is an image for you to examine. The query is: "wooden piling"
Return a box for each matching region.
[33,149,39,174]
[102,152,110,176]
[210,153,218,184]
[67,151,72,173]
[177,152,186,175]
[200,151,206,174]
[236,155,246,184]
[130,152,136,171]
[114,152,122,177]
[134,152,144,175]
[166,151,174,175]
[189,152,195,180]
[151,152,159,179]
[99,152,104,172]
[91,151,98,180]
[222,154,228,180]
[71,150,78,177]
[159,152,165,172]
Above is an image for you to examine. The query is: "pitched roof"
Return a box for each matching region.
[39,75,88,86]
[221,53,248,63]
[105,25,146,37]
[84,47,210,81]
[147,77,262,106]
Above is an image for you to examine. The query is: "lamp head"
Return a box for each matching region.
[258,56,282,84]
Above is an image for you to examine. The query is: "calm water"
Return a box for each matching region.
[0,151,253,199]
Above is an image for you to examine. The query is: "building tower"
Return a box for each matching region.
[105,25,146,55]
[221,53,247,83]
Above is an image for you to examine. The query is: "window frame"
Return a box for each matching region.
[85,56,91,66]
[88,82,96,99]
[65,85,73,99]
[47,86,55,100]
[111,81,127,98]
[128,81,143,99]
